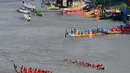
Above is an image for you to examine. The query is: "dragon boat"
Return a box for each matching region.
[65,25,130,38]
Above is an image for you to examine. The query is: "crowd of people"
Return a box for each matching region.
[19,66,52,73]
[64,59,106,70]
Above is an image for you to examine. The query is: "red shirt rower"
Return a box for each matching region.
[42,70,45,73]
[35,69,39,73]
[20,65,24,73]
[24,67,27,73]
[29,68,33,73]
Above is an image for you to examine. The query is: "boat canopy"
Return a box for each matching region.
[23,3,36,9]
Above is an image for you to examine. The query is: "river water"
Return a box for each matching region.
[0,0,130,73]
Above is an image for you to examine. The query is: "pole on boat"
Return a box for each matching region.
[30,12,32,24]
[65,29,68,37]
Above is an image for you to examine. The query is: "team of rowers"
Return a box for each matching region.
[65,25,130,37]
[19,66,52,73]
[65,27,109,37]
[64,59,106,70]
[18,58,106,73]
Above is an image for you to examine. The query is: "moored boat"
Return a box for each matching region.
[63,9,83,15]
[34,10,44,16]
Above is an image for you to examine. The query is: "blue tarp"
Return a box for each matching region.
[120,9,130,15]
[84,1,89,4]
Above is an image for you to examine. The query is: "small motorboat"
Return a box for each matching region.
[17,7,30,14]
[21,14,31,21]
[22,2,36,11]
[34,10,44,16]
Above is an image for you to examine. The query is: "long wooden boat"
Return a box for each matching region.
[66,32,105,38]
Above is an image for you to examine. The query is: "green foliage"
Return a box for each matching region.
[109,2,128,9]
[118,2,128,9]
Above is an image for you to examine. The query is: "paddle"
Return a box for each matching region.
[13,64,19,73]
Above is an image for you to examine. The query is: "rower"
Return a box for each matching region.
[74,27,77,34]
[103,28,108,34]
[74,60,78,65]
[96,27,100,32]
[78,31,80,35]
[111,27,116,32]
[119,24,123,30]
[65,29,68,37]
[20,65,24,73]
[100,66,106,70]
[96,64,103,69]
[91,64,96,68]
[23,67,27,73]
[29,68,32,73]
[81,31,83,35]
[88,29,92,35]
[71,27,74,34]
[22,0,25,5]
